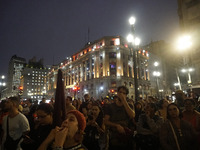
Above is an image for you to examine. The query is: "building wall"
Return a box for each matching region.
[177,0,200,89]
[21,67,48,100]
[7,55,26,97]
[47,36,150,100]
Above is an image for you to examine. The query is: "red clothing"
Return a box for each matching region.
[182,110,200,143]
[0,112,8,125]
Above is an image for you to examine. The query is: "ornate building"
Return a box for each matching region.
[48,36,150,100]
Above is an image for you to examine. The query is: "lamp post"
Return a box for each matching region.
[177,35,193,92]
[181,68,193,92]
[0,75,6,100]
[153,62,161,99]
[127,16,140,101]
[153,71,161,99]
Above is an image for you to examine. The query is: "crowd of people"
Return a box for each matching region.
[0,86,199,150]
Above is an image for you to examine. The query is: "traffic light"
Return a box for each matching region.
[73,86,77,91]
[19,86,23,95]
[110,89,115,93]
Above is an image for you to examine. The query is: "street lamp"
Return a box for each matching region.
[153,61,161,99]
[127,16,140,101]
[177,35,193,92]
[177,35,192,51]
[153,71,161,99]
[0,75,6,100]
[181,68,194,87]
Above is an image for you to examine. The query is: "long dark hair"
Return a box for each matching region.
[166,103,182,119]
[92,102,104,127]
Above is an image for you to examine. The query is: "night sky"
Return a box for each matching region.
[0,0,179,76]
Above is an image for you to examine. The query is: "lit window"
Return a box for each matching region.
[115,38,120,45]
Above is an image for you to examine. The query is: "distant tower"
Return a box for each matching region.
[7,55,26,97]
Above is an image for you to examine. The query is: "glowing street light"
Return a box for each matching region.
[135,37,141,46]
[154,62,159,67]
[129,17,136,25]
[153,71,161,77]
[177,35,192,50]
[181,68,194,84]
[126,16,140,101]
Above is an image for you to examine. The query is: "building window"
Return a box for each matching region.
[110,41,114,45]
[109,52,116,58]
[100,55,103,60]
[129,82,133,88]
[110,62,116,76]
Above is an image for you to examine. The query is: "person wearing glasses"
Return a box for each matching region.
[21,103,54,150]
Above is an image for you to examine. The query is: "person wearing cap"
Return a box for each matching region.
[38,110,87,150]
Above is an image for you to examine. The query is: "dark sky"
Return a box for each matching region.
[0,0,179,76]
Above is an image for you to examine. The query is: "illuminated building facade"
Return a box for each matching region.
[20,58,48,100]
[48,36,150,100]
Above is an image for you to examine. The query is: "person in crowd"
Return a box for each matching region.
[127,98,134,108]
[49,97,55,106]
[101,97,110,113]
[175,90,185,111]
[135,102,163,150]
[159,103,199,150]
[156,99,169,121]
[1,96,30,150]
[21,103,54,150]
[196,99,200,112]
[22,99,33,116]
[18,104,23,113]
[65,96,76,113]
[72,99,81,110]
[134,101,145,123]
[40,98,46,104]
[104,86,135,150]
[79,94,90,117]
[25,103,38,132]
[0,101,8,136]
[182,98,200,143]
[37,110,87,150]
[83,103,105,150]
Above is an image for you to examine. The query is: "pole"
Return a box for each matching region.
[133,49,139,101]
[175,68,182,90]
[130,23,139,101]
[156,77,159,99]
